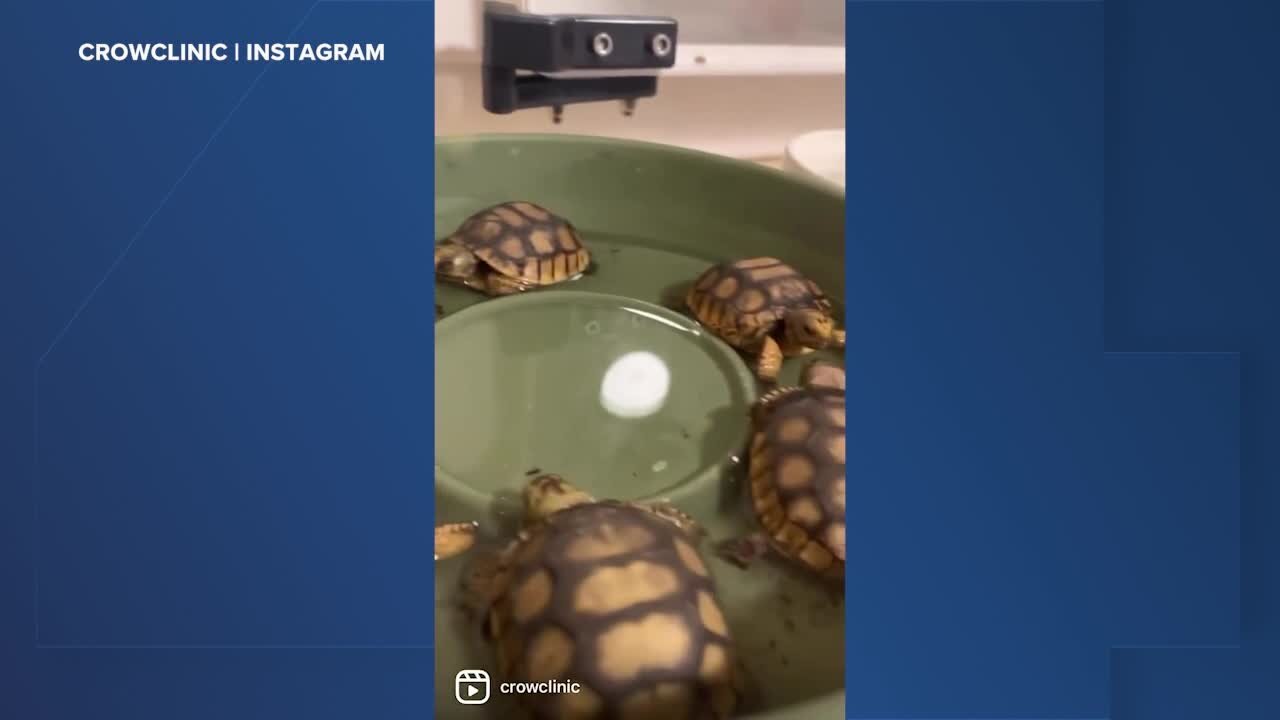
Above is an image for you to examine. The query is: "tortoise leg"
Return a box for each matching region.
[750,388,804,428]
[457,552,497,620]
[716,532,771,570]
[483,270,533,296]
[779,335,818,357]
[458,541,519,628]
[434,521,479,561]
[800,360,846,392]
[754,336,784,383]
[642,501,706,539]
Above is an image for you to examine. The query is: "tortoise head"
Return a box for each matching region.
[784,309,837,348]
[523,474,594,522]
[434,240,480,285]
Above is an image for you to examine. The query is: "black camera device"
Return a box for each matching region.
[482,1,679,119]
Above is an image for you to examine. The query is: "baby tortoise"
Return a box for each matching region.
[719,360,845,585]
[462,474,743,720]
[436,522,479,561]
[685,257,845,383]
[435,201,591,296]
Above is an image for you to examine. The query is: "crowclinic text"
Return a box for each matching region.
[78,42,385,63]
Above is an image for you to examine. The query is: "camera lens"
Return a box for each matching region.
[651,33,672,58]
[592,32,613,57]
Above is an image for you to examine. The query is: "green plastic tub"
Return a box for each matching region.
[434,134,845,719]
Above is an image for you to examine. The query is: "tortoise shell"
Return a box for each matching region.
[480,501,740,720]
[450,201,591,286]
[747,385,846,581]
[685,257,833,349]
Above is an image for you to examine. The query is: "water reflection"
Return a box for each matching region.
[599,350,671,419]
[620,306,696,333]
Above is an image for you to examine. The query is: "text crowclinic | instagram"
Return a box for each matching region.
[77,42,385,64]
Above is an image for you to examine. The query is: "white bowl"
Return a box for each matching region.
[783,129,845,192]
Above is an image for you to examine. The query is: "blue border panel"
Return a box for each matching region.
[1104,0,1280,718]
[1,0,435,717]
[847,1,1246,717]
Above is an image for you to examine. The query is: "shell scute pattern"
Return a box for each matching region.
[686,258,837,354]
[485,501,739,720]
[454,201,591,285]
[750,387,846,579]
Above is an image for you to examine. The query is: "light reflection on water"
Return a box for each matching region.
[599,350,671,419]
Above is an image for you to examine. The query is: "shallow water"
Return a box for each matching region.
[435,290,754,502]
[433,226,845,718]
[435,230,845,382]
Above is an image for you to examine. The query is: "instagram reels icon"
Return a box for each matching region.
[455,670,490,704]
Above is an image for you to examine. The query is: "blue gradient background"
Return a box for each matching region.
[847,1,1278,719]
[2,0,436,717]
[2,1,1279,719]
